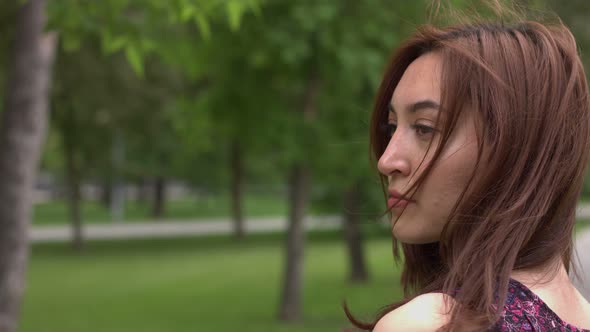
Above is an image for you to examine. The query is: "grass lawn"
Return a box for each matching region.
[20,219,590,332]
[21,231,402,332]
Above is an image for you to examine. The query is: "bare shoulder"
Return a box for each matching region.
[373,293,454,332]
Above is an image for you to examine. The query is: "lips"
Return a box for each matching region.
[387,190,414,209]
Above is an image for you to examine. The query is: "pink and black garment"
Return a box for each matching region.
[490,278,590,331]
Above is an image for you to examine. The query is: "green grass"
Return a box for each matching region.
[20,231,402,332]
[20,219,590,332]
[32,194,301,225]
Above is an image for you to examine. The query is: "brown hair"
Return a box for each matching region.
[345,6,590,332]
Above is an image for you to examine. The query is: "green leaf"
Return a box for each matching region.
[226,1,243,31]
[140,38,157,52]
[125,45,144,77]
[180,5,194,22]
[194,12,211,40]
[101,30,127,55]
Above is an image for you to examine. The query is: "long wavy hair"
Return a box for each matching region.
[344,6,590,332]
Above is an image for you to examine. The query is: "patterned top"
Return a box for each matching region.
[491,278,590,331]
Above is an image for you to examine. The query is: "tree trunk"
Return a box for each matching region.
[64,131,83,250]
[135,177,149,205]
[343,183,369,283]
[278,61,321,322]
[0,1,56,331]
[278,165,310,321]
[57,97,84,250]
[110,131,125,222]
[230,140,245,239]
[152,176,166,218]
[100,178,112,209]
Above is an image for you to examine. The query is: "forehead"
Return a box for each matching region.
[391,52,443,109]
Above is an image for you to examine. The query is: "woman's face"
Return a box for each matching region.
[377,52,480,244]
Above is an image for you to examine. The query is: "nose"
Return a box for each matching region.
[377,134,411,178]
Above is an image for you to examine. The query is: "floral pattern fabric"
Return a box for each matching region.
[490,278,590,332]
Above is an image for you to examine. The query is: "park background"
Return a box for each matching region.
[1,0,590,331]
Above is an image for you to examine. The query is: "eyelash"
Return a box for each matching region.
[380,123,436,138]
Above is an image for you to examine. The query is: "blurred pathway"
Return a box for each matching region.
[29,204,590,243]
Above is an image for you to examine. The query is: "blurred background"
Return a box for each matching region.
[1,0,590,331]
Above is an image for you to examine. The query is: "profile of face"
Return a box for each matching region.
[377,52,480,244]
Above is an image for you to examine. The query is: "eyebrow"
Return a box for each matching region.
[388,99,441,114]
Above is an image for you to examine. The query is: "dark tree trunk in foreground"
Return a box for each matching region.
[343,183,369,283]
[230,140,245,239]
[0,0,56,330]
[151,176,166,218]
[278,63,321,322]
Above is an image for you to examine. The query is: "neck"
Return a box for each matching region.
[511,257,564,283]
[510,257,575,294]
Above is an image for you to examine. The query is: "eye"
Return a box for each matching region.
[380,122,397,137]
[412,124,436,137]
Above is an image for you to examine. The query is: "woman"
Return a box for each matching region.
[346,4,590,332]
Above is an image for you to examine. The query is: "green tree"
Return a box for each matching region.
[210,0,429,320]
[43,0,261,246]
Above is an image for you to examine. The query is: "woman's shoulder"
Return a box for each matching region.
[373,293,453,332]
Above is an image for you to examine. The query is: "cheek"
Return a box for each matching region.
[421,141,478,213]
